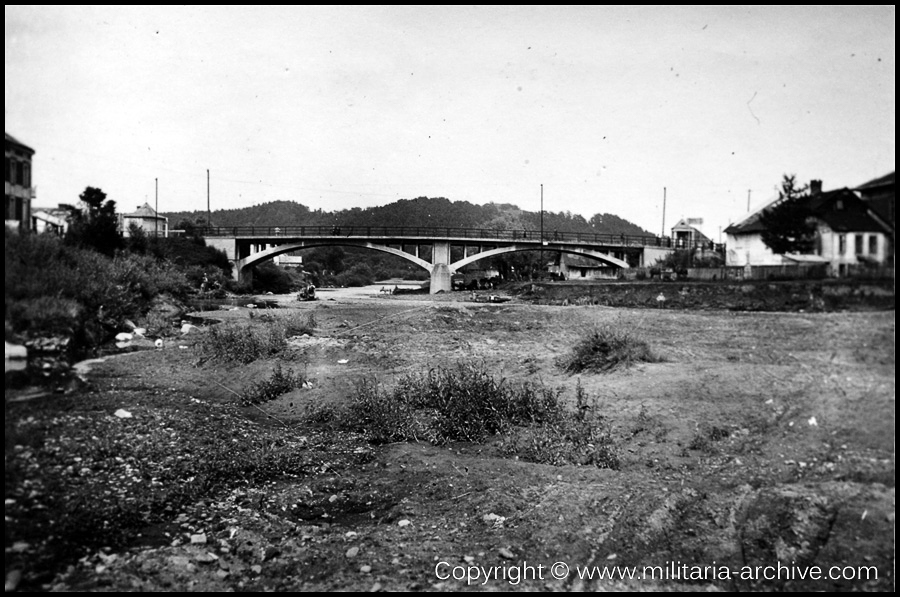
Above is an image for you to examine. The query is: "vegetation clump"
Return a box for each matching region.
[241,363,306,406]
[198,321,288,364]
[558,326,660,374]
[316,363,619,468]
[498,381,619,469]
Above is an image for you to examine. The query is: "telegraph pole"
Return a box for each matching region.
[540,183,544,278]
[207,169,211,229]
[155,178,158,237]
[661,186,666,238]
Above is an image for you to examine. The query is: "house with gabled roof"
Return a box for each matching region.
[119,202,168,237]
[724,179,893,275]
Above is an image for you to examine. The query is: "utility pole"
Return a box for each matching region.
[540,183,544,278]
[661,186,666,238]
[207,169,211,230]
[155,177,158,238]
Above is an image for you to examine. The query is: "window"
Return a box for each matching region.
[868,235,878,255]
[838,234,846,255]
[855,234,864,255]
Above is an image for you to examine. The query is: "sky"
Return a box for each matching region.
[5,6,895,240]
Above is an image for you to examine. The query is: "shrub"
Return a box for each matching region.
[252,262,295,294]
[498,381,619,468]
[558,326,660,374]
[5,232,191,346]
[284,311,316,336]
[329,364,619,468]
[346,379,421,444]
[198,321,288,364]
[241,363,305,406]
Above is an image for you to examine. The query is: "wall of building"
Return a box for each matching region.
[5,143,34,232]
[121,215,168,237]
[725,233,786,266]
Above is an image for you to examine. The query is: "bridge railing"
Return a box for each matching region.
[199,225,674,248]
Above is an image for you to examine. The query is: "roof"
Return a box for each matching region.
[671,218,713,242]
[855,171,894,192]
[5,132,34,154]
[723,209,769,235]
[122,203,166,219]
[725,187,886,235]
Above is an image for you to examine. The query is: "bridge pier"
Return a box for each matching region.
[430,241,452,293]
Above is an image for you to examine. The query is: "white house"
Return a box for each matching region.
[724,180,892,275]
[119,203,168,237]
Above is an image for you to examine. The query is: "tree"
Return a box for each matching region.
[65,186,122,256]
[759,175,817,255]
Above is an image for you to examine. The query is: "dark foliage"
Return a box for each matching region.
[759,175,817,255]
[240,363,306,406]
[64,187,122,256]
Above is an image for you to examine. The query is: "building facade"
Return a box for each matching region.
[119,203,168,237]
[5,133,34,232]
[724,180,892,275]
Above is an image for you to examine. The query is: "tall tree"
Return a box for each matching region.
[759,175,817,255]
[65,187,122,256]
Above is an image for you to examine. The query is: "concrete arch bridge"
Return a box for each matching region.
[202,225,674,294]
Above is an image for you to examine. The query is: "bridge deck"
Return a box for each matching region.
[200,225,684,249]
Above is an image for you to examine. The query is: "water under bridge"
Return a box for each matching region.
[202,225,676,293]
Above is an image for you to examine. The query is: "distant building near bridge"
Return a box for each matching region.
[119,202,168,237]
[5,132,34,232]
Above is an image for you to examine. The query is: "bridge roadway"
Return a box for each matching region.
[201,225,675,293]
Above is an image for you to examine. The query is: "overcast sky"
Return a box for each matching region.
[6,6,895,239]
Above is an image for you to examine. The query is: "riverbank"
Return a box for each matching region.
[5,290,894,591]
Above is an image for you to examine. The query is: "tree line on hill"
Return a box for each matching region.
[165,197,654,238]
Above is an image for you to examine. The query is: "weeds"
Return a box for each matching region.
[241,363,306,406]
[688,423,732,452]
[558,325,661,374]
[323,364,619,468]
[285,311,317,336]
[199,321,288,363]
[497,380,620,469]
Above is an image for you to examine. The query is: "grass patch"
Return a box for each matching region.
[497,381,619,469]
[198,321,288,363]
[558,325,660,374]
[241,362,306,406]
[318,364,619,468]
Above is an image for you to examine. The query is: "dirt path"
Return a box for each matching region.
[5,291,893,591]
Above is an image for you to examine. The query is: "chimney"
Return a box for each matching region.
[810,179,822,195]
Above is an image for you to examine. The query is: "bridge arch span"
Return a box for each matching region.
[234,240,434,282]
[450,245,630,271]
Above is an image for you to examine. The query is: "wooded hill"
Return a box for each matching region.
[164,197,654,238]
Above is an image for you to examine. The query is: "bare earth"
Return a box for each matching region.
[5,287,895,591]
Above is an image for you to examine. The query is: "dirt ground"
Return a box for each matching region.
[5,285,895,591]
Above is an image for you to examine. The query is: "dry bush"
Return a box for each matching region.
[558,325,661,374]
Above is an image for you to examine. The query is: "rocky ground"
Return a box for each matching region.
[4,283,895,591]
